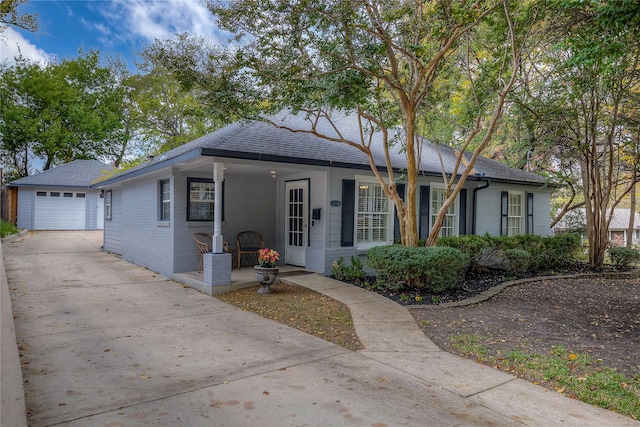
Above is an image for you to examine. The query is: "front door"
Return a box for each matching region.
[285,180,308,267]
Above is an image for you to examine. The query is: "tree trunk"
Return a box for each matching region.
[628,183,636,248]
[403,119,419,247]
[582,157,610,269]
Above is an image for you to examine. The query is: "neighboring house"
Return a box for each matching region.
[8,160,114,231]
[554,208,640,247]
[92,113,554,292]
[608,208,640,247]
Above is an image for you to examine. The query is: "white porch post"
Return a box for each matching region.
[201,160,232,293]
[212,161,224,253]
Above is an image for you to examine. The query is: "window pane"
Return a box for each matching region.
[431,188,456,238]
[188,180,214,221]
[356,181,390,245]
[105,191,112,220]
[160,180,170,221]
[507,193,523,236]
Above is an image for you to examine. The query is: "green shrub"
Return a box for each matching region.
[494,234,581,271]
[608,247,640,270]
[541,233,582,269]
[438,235,492,270]
[0,220,19,238]
[503,248,531,274]
[331,256,366,282]
[367,245,467,293]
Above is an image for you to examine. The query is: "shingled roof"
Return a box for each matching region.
[609,208,640,230]
[95,112,549,187]
[9,160,115,188]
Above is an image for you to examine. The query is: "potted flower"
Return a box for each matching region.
[255,248,280,294]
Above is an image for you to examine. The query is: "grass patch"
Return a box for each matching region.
[216,282,363,351]
[450,334,640,420]
[0,220,20,238]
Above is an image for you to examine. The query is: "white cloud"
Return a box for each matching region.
[99,0,227,44]
[0,28,53,65]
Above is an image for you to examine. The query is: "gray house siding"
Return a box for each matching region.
[118,179,175,277]
[223,173,277,250]
[474,183,552,237]
[103,189,122,253]
[86,192,99,230]
[16,188,35,230]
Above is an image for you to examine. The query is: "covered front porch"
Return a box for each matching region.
[173,264,313,296]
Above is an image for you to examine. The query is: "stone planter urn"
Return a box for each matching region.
[254,265,279,294]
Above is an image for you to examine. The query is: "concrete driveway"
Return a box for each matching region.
[3,231,637,426]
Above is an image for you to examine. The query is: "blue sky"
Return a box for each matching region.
[0,0,227,70]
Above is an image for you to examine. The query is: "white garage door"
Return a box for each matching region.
[34,191,87,230]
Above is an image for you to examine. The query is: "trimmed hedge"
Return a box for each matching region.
[438,233,581,273]
[608,246,640,270]
[367,245,467,293]
[438,235,493,270]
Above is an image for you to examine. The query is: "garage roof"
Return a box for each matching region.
[9,160,115,189]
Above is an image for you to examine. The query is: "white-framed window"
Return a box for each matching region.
[430,186,457,237]
[160,180,170,221]
[355,177,393,248]
[105,190,112,221]
[187,178,218,221]
[507,192,524,236]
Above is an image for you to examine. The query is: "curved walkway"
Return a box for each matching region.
[2,231,638,426]
[283,273,639,427]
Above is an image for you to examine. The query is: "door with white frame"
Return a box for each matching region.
[285,180,308,267]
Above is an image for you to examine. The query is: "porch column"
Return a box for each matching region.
[212,161,224,253]
[202,160,232,292]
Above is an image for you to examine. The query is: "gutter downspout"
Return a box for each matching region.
[472,180,491,235]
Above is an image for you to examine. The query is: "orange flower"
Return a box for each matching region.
[258,248,280,268]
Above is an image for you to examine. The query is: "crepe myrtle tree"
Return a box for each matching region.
[160,0,542,246]
[507,0,640,268]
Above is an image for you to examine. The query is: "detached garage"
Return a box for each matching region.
[8,160,114,231]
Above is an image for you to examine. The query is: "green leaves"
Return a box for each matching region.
[0,51,125,174]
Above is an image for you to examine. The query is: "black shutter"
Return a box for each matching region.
[459,188,467,235]
[341,180,355,246]
[393,183,405,242]
[500,191,509,235]
[419,186,430,239]
[526,192,534,234]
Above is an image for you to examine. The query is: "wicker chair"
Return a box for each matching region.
[193,233,211,273]
[236,231,264,269]
[223,241,238,269]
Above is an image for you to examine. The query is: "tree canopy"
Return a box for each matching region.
[0,51,125,176]
[0,0,38,33]
[151,0,544,246]
[506,0,640,267]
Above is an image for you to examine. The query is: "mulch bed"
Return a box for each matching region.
[410,275,640,374]
[344,262,610,306]
[340,263,640,374]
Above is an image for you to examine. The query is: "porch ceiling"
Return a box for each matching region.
[173,156,312,177]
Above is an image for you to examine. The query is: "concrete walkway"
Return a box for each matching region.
[2,231,638,426]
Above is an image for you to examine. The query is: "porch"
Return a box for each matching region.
[172,264,313,297]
